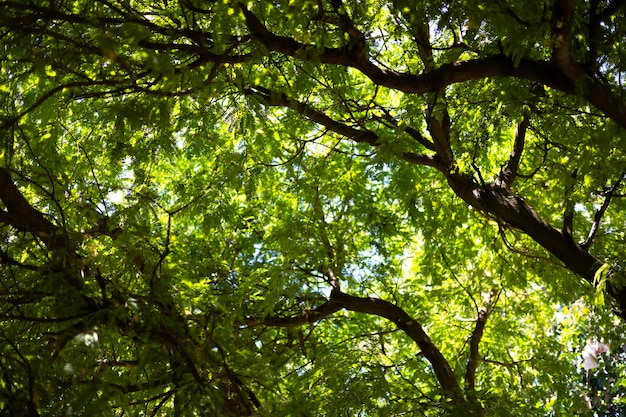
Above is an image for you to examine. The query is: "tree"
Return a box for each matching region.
[0,0,625,415]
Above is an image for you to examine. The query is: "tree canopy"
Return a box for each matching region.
[1,0,626,415]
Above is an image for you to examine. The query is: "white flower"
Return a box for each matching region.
[582,339,610,371]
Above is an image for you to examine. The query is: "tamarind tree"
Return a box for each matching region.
[1,0,626,415]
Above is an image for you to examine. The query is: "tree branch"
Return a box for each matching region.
[404,126,437,151]
[329,0,367,61]
[582,172,625,249]
[240,5,568,91]
[427,94,453,166]
[376,108,437,151]
[6,1,626,130]
[548,0,626,129]
[465,289,499,392]
[241,288,461,395]
[447,174,596,276]
[563,168,578,237]
[586,0,602,68]
[246,78,626,317]
[443,171,626,319]
[395,3,435,72]
[240,5,626,129]
[496,112,530,190]
[330,290,461,394]
[465,308,488,392]
[242,300,343,328]
[0,168,85,289]
[242,85,440,167]
[551,0,584,81]
[0,168,60,248]
[0,249,38,271]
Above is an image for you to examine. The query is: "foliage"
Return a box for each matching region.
[1,0,626,415]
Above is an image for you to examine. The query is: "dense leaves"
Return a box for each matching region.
[1,0,626,415]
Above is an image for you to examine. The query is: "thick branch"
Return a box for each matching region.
[241,5,555,90]
[395,3,435,72]
[0,250,38,271]
[247,84,626,317]
[240,3,357,68]
[6,1,626,131]
[0,168,86,289]
[329,0,367,61]
[241,5,626,129]
[244,81,626,318]
[331,290,461,394]
[549,0,626,129]
[404,125,437,151]
[244,86,379,145]
[448,174,596,276]
[243,289,460,395]
[427,102,453,166]
[585,0,626,67]
[0,168,61,248]
[587,0,602,67]
[551,0,584,81]
[445,173,626,318]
